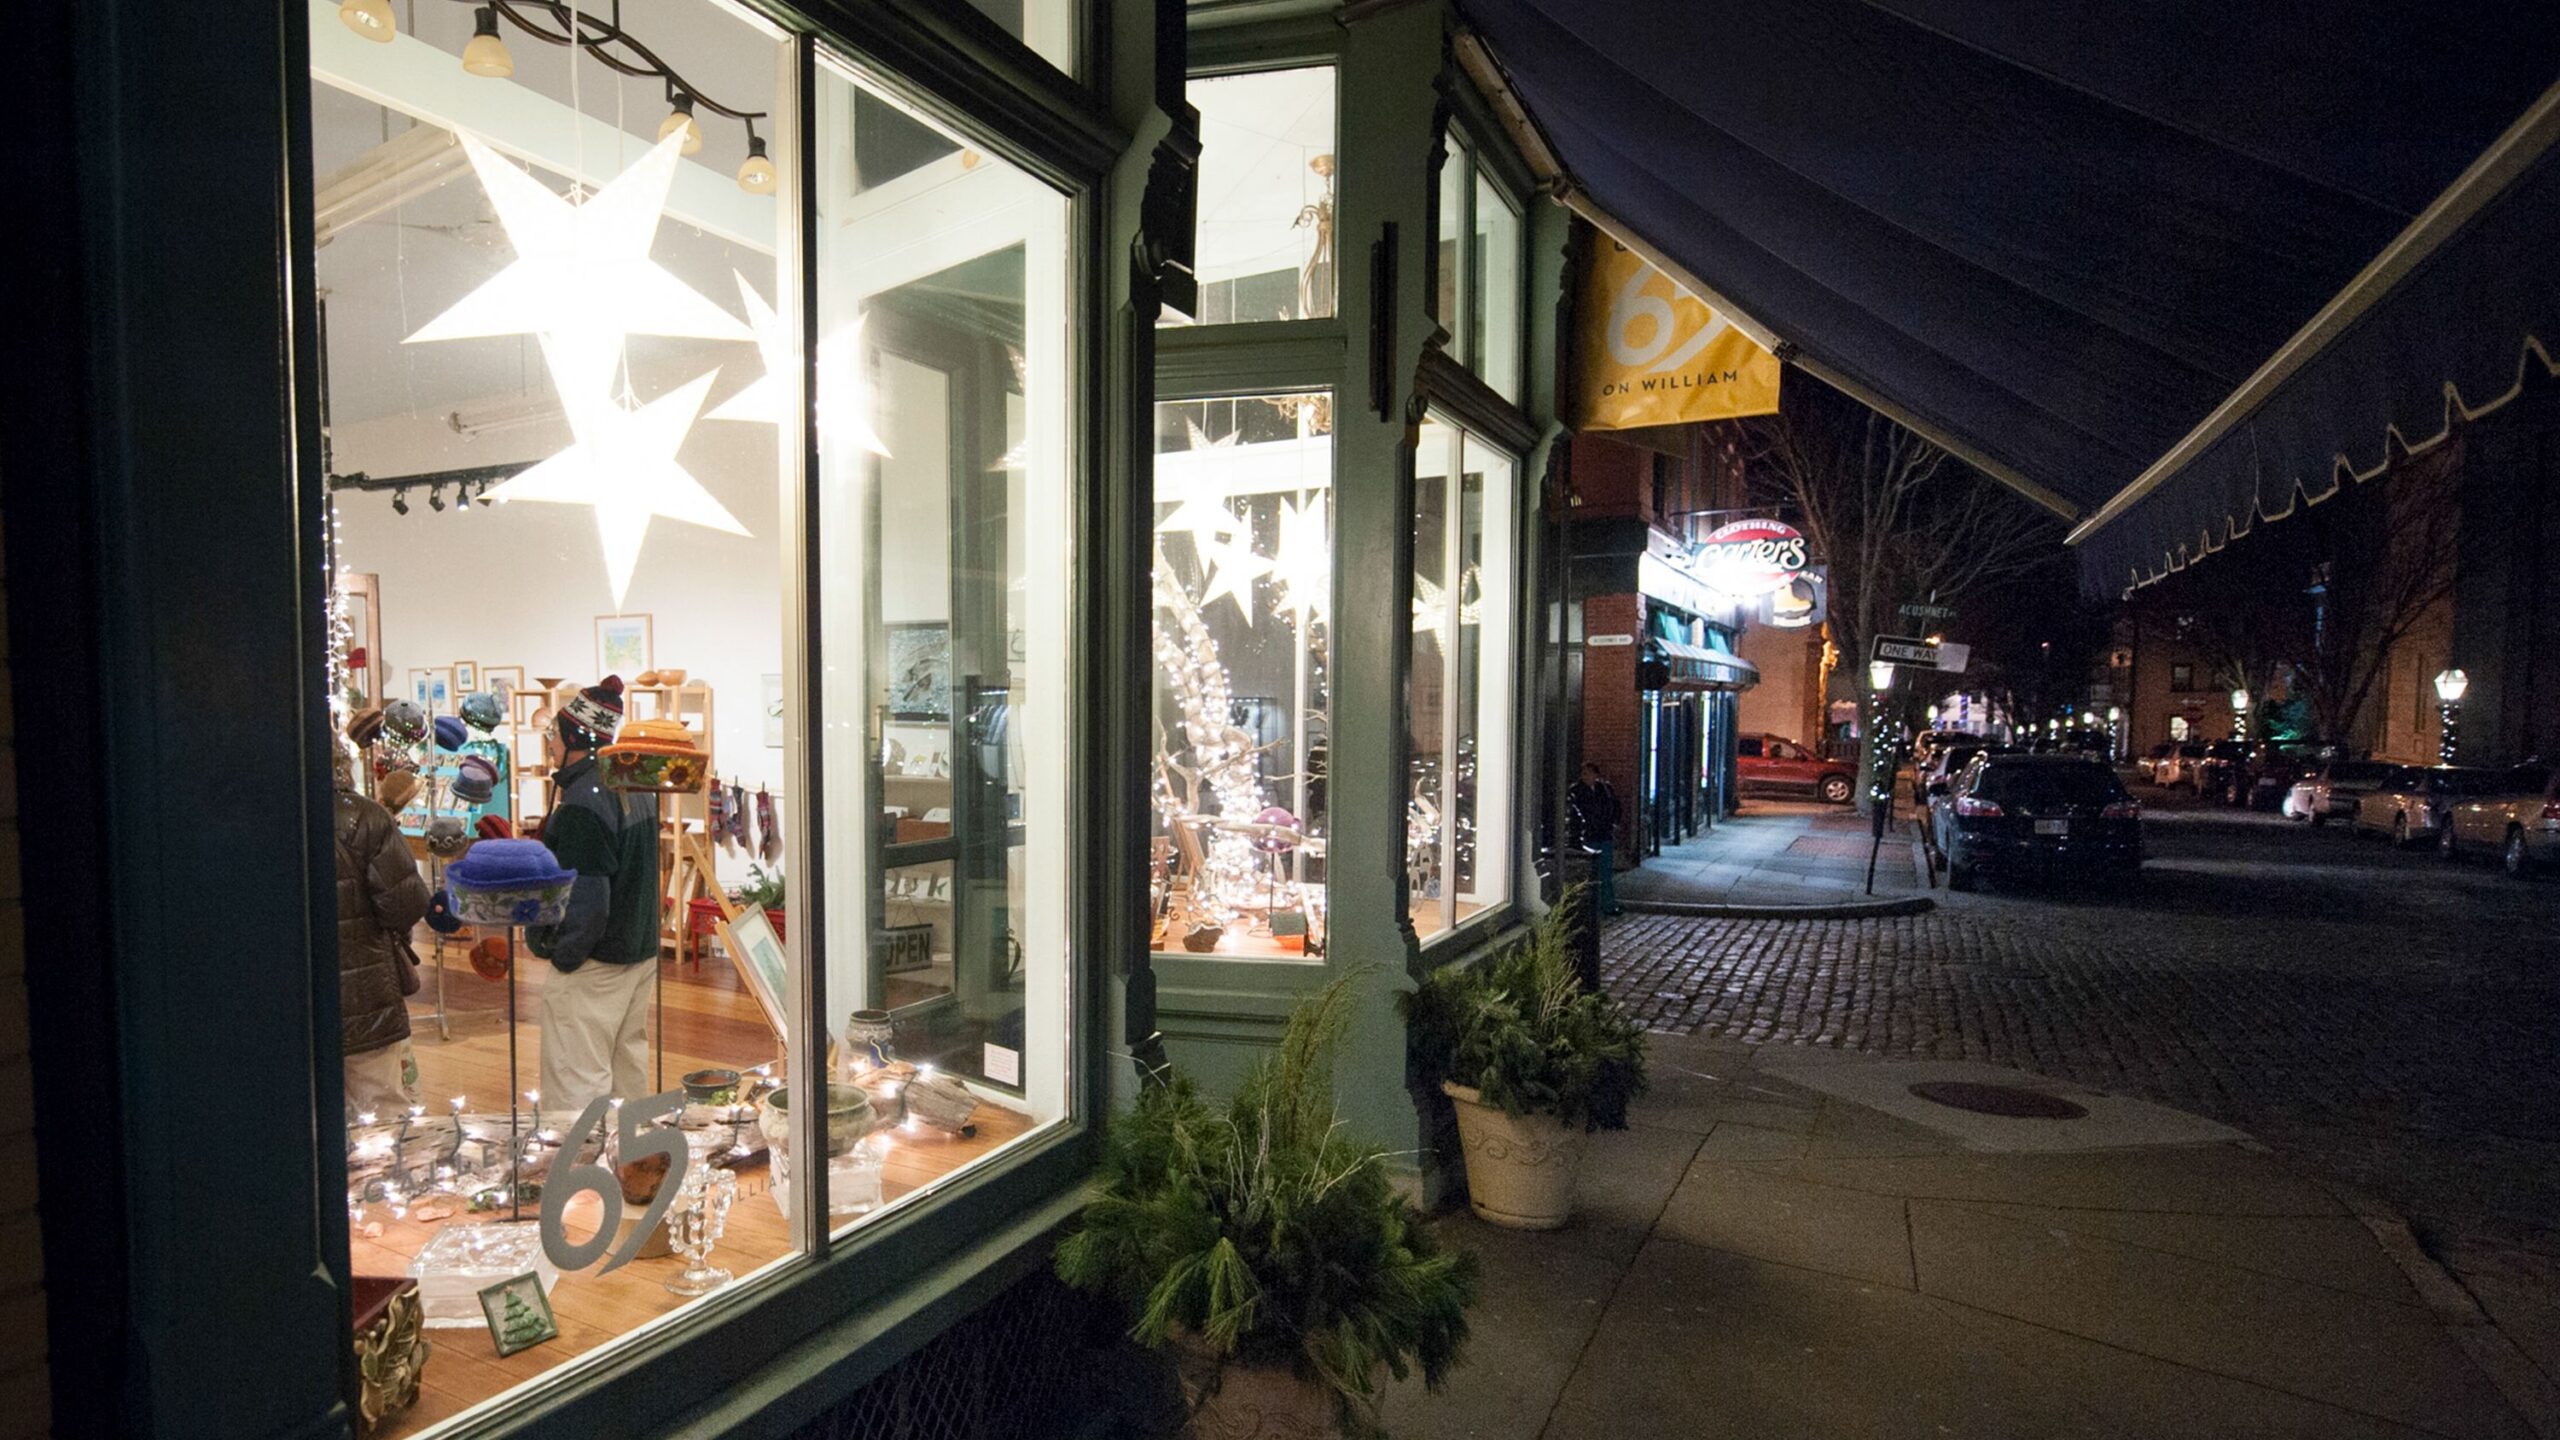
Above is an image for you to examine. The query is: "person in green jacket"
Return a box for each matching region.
[528,676,662,1113]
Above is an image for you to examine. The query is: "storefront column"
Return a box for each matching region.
[1324,0,1446,1163]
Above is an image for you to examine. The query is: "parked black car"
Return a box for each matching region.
[1933,754,2143,893]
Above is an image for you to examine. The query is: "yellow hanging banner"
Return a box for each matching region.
[1575,240,1781,430]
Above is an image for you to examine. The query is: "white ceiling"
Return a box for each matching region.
[311,0,783,435]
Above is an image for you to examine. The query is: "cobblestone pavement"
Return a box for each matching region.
[1603,788,2560,1274]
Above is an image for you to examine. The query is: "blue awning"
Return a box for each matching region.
[1458,0,2560,590]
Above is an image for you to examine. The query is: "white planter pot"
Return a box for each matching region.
[1443,1083,1587,1230]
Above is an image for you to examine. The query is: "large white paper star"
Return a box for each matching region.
[708,273,891,458]
[1270,494,1329,627]
[1193,536,1273,623]
[406,129,750,400]
[1155,493,1240,552]
[490,343,746,607]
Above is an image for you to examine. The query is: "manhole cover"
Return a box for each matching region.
[1906,1081,2087,1120]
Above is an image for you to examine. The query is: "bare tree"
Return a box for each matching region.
[1744,381,2061,807]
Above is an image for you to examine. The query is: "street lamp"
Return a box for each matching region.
[2230,687,2250,743]
[1869,660,1896,693]
[2107,705,2123,762]
[1865,661,1898,805]
[2433,668,2467,764]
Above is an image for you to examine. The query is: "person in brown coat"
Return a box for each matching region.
[336,743,431,1118]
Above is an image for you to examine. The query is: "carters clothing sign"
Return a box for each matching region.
[1575,240,1780,430]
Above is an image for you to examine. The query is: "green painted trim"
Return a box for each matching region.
[673,1185,1091,1439]
[1157,321,1350,395]
[1188,11,1346,62]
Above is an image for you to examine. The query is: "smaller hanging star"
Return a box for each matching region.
[1270,494,1329,626]
[1413,572,1449,643]
[490,342,745,607]
[1194,535,1274,623]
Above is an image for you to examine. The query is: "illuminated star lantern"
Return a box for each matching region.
[1413,572,1448,642]
[710,273,891,458]
[1194,535,1274,623]
[406,129,751,401]
[1269,494,1329,626]
[489,342,746,607]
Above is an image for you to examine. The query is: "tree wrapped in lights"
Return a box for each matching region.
[1152,548,1277,933]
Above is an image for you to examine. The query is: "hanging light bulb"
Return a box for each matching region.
[737,132,776,195]
[462,7,514,77]
[339,0,396,42]
[658,91,704,156]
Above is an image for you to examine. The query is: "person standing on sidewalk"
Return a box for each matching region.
[1569,762,1625,917]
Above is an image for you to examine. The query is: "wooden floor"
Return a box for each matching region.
[362,942,1031,1438]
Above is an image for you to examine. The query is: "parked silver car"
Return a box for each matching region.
[2283,758,2392,826]
[2441,765,2560,877]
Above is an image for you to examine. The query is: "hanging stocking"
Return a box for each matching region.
[707,778,733,854]
[756,786,781,863]
[727,780,751,850]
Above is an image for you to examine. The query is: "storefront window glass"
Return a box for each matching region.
[956,0,1077,74]
[1150,394,1335,958]
[1168,68,1339,325]
[811,51,1076,1235]
[312,2,802,1428]
[1432,138,1526,402]
[1409,419,1518,940]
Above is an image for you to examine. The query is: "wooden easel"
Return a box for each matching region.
[668,827,735,967]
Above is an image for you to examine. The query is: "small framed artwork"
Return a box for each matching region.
[761,673,785,748]
[595,613,654,680]
[479,1272,559,1358]
[715,905,790,1040]
[482,665,524,706]
[453,660,480,694]
[409,666,454,715]
[886,622,951,721]
[335,572,383,712]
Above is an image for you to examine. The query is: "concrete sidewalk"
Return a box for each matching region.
[1384,1033,2555,1440]
[1615,799,1931,912]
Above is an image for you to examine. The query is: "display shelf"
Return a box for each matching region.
[371,948,1032,1439]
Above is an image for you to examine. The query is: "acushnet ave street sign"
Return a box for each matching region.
[1872,635,1972,672]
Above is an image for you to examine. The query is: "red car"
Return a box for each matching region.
[1737,733,1857,805]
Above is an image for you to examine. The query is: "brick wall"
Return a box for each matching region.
[0,498,47,1438]
[1580,592,1646,856]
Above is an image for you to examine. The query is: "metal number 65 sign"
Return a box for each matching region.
[538,1090,689,1274]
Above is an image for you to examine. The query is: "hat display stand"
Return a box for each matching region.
[445,840,578,1223]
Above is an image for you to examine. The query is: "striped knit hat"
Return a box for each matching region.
[557,675,626,751]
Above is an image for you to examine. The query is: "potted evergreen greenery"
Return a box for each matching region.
[1404,891,1648,1229]
[1057,974,1479,1439]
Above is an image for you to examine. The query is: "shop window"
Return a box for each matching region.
[1433,135,1526,401]
[313,1,803,1426]
[1150,393,1335,958]
[954,0,1076,75]
[812,53,1075,1234]
[1166,68,1338,325]
[1410,417,1518,941]
[310,7,1075,1428]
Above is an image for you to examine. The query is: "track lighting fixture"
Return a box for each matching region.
[428,484,447,513]
[737,128,776,195]
[462,7,514,77]
[476,480,494,507]
[659,90,704,156]
[338,0,396,42]
[391,488,410,515]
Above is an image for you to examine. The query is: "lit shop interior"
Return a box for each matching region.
[308,0,1070,1429]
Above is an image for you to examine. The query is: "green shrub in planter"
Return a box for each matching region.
[1405,889,1647,1132]
[1057,972,1479,1434]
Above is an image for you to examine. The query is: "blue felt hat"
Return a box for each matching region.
[433,714,469,752]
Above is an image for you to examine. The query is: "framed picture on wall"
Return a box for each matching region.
[886,623,951,721]
[454,660,480,694]
[482,666,524,706]
[408,666,454,714]
[335,572,383,713]
[595,614,653,680]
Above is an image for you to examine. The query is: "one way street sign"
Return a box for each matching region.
[1872,635,1971,673]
